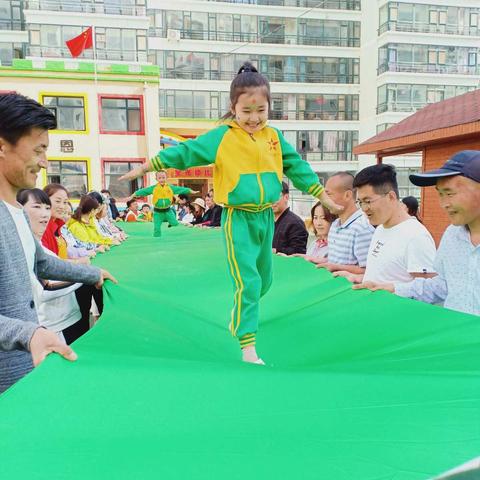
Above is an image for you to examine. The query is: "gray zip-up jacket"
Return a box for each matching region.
[0,201,101,392]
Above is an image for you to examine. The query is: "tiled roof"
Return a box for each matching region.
[361,88,480,146]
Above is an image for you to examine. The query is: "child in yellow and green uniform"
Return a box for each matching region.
[131,170,193,237]
[120,62,342,364]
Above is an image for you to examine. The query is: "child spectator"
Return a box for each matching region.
[137,203,153,222]
[125,199,139,222]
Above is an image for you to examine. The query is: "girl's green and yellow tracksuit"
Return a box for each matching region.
[134,183,192,237]
[149,121,325,348]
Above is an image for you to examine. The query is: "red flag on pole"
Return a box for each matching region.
[66,27,93,58]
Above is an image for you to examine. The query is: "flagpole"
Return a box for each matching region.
[91,25,102,193]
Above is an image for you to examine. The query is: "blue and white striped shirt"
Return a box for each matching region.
[327,210,375,267]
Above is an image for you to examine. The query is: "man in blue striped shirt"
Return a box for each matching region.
[312,172,374,274]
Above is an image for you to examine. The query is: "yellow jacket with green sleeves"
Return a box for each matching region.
[150,121,324,212]
[133,183,192,210]
[66,217,113,245]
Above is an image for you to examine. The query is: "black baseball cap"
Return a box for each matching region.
[409,150,480,187]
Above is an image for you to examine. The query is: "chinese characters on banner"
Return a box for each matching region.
[167,167,213,178]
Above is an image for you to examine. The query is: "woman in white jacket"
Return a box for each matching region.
[17,188,84,345]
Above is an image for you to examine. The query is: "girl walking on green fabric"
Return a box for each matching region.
[120,62,342,364]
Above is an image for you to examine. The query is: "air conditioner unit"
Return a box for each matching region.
[167,29,181,42]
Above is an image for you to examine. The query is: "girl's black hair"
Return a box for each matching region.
[17,188,51,206]
[88,191,104,205]
[402,196,422,222]
[221,62,271,121]
[72,195,99,221]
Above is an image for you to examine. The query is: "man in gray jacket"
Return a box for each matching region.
[0,93,117,392]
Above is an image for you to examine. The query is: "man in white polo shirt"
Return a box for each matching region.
[334,164,436,284]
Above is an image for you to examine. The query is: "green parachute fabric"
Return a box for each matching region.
[1,223,480,480]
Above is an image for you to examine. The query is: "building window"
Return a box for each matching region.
[438,11,447,25]
[470,13,478,28]
[397,167,421,199]
[99,96,144,134]
[103,160,145,198]
[46,160,88,199]
[41,95,86,132]
[0,0,22,30]
[0,42,23,65]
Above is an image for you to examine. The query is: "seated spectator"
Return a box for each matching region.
[200,193,222,227]
[100,189,120,221]
[305,201,337,259]
[67,195,116,247]
[61,202,98,259]
[17,189,86,344]
[117,209,126,221]
[402,195,422,222]
[272,182,308,255]
[67,194,119,336]
[42,183,70,259]
[125,199,139,222]
[137,203,153,222]
[88,191,125,242]
[314,172,374,273]
[191,198,206,225]
[180,203,195,224]
[335,164,436,284]
[355,150,480,316]
[176,193,190,221]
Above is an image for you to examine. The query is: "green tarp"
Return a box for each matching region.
[1,223,480,479]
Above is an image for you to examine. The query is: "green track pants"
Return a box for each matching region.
[221,207,274,348]
[153,208,178,237]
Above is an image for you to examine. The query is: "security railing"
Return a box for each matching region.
[201,0,361,10]
[150,27,360,47]
[25,0,146,16]
[26,46,148,62]
[378,20,480,36]
[376,102,427,114]
[378,61,480,76]
[0,19,25,30]
[162,68,359,84]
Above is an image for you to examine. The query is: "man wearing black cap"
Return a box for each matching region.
[353,150,480,316]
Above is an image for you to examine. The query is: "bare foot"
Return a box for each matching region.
[242,346,265,365]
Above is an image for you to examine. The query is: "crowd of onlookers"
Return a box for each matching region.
[272,156,480,320]
[1,92,479,395]
[119,189,223,228]
[17,185,126,345]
